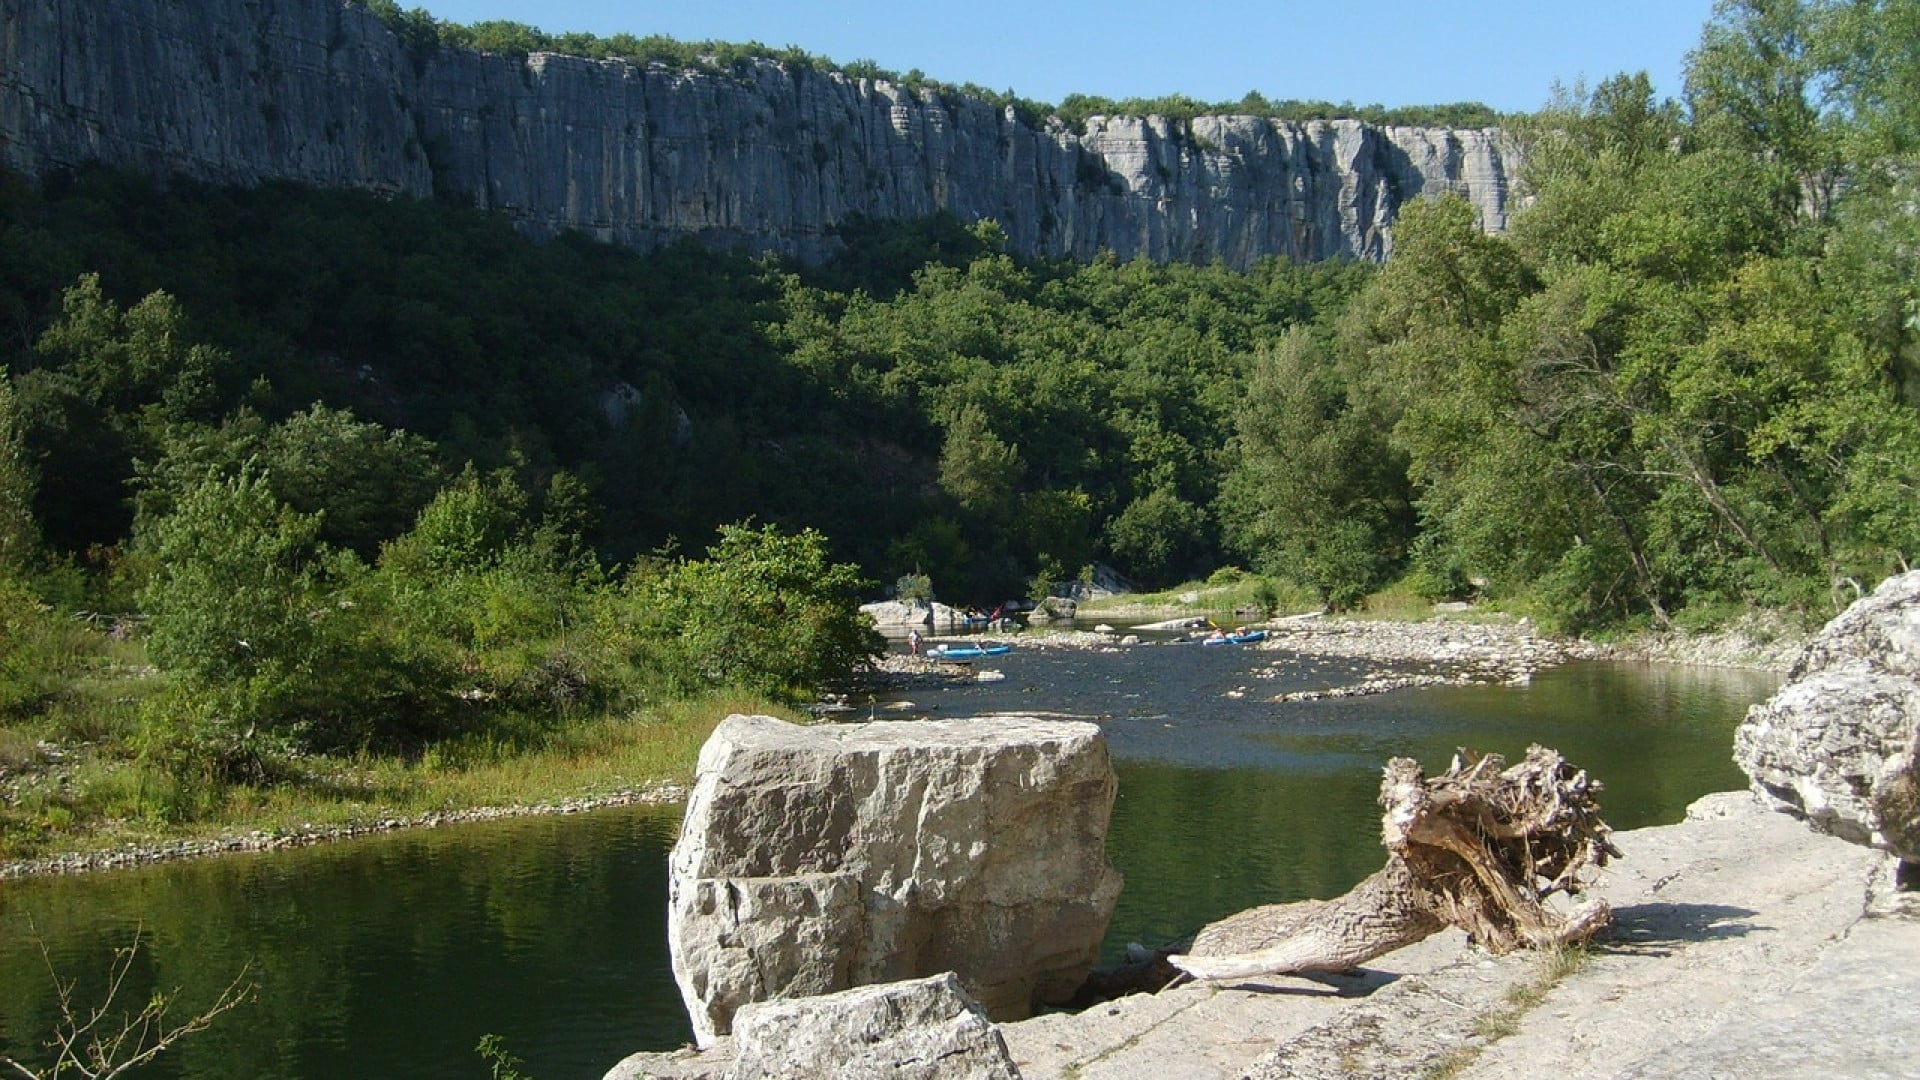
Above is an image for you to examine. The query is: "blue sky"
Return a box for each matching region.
[410,1,1722,114]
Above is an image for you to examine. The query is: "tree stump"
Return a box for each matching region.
[1170,745,1620,982]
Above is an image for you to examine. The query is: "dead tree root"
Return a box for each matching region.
[1170,745,1620,982]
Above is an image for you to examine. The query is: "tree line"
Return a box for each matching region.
[356,0,1500,130]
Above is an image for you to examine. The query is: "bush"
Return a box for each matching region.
[630,523,883,698]
[1251,577,1280,618]
[1106,488,1210,589]
[138,469,335,699]
[0,578,65,719]
[894,571,933,603]
[135,684,300,793]
[1405,531,1473,603]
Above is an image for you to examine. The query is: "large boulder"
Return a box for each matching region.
[667,714,1123,1046]
[859,600,978,632]
[861,599,934,627]
[1734,571,1920,868]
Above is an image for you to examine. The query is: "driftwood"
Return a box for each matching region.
[1170,745,1620,982]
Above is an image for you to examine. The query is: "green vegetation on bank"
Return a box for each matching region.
[0,686,784,863]
[1074,567,1320,623]
[3,0,1919,860]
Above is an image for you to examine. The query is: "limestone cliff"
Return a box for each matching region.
[1,0,1516,267]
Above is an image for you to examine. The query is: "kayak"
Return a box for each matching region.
[929,642,1013,661]
[1201,629,1267,646]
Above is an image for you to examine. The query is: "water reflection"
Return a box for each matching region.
[1098,660,1775,956]
[0,806,688,1080]
[0,650,1775,1079]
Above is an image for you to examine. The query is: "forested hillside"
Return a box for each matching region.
[2,0,1917,851]
[0,172,1364,599]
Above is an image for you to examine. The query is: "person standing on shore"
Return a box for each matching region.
[908,629,921,656]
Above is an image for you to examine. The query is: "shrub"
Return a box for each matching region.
[629,523,883,698]
[894,571,933,603]
[0,578,64,719]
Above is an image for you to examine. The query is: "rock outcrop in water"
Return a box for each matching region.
[1736,571,1920,872]
[667,714,1122,1046]
[1,0,1516,268]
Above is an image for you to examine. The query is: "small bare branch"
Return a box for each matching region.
[0,924,253,1080]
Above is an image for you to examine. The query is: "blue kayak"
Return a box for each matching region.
[1201,629,1267,646]
[929,642,1013,661]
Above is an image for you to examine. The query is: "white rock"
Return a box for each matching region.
[725,973,1019,1080]
[1735,571,1920,864]
[668,714,1123,1046]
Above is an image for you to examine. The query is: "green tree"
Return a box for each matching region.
[135,467,380,758]
[131,406,443,564]
[1105,487,1208,589]
[938,405,1024,521]
[139,468,334,693]
[379,465,530,577]
[22,277,231,554]
[893,571,933,603]
[885,517,974,599]
[1814,0,1920,157]
[32,275,225,423]
[1686,0,1842,218]
[1015,488,1095,581]
[258,405,443,559]
[630,523,882,698]
[1220,329,1409,609]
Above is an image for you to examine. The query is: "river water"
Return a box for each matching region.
[0,641,1777,1079]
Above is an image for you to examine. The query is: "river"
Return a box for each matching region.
[0,641,1777,1079]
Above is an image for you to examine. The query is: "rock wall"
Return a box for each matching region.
[1,0,1516,268]
[0,0,431,195]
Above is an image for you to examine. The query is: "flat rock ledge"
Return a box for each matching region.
[610,792,1916,1079]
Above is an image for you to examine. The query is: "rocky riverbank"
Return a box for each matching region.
[842,612,1806,712]
[1251,615,1606,700]
[1606,610,1809,671]
[642,588,1889,1079]
[612,791,1918,1080]
[6,613,1805,881]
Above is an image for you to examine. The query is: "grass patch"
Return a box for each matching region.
[1357,578,1439,621]
[1,692,793,863]
[0,726,39,770]
[1421,1046,1478,1080]
[1420,944,1593,1079]
[1354,575,1520,624]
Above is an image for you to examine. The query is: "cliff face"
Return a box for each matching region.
[1,0,1516,267]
